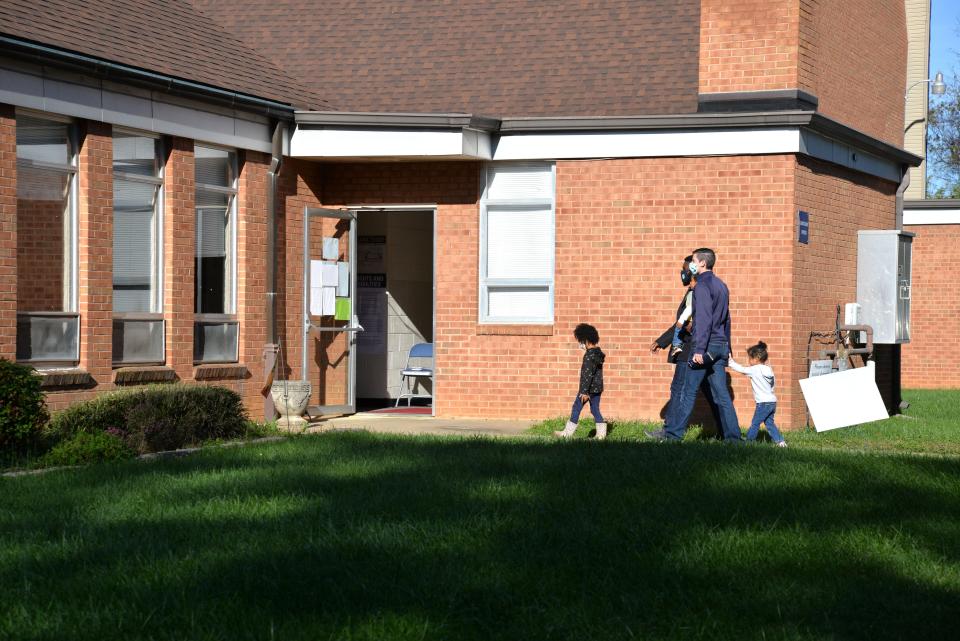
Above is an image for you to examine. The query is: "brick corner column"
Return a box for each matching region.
[77,121,113,382]
[0,105,16,360]
[163,137,195,381]
[237,151,270,410]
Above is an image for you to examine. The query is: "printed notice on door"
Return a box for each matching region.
[357,270,386,354]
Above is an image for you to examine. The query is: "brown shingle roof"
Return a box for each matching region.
[189,0,701,117]
[0,0,331,110]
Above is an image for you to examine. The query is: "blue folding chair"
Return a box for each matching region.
[395,342,434,407]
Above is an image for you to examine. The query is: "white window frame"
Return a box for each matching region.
[112,128,165,315]
[193,144,238,316]
[193,144,239,364]
[478,162,556,324]
[111,129,165,366]
[14,110,80,366]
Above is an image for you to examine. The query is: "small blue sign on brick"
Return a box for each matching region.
[798,210,809,244]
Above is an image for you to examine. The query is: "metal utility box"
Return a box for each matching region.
[856,230,915,344]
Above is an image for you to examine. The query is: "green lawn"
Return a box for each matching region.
[3,420,960,639]
[529,389,960,456]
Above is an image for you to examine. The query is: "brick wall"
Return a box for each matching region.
[699,0,800,93]
[8,115,906,426]
[793,156,901,413]
[235,150,270,412]
[163,138,195,382]
[40,130,274,414]
[0,105,15,359]
[276,159,349,409]
[16,199,64,310]
[310,155,901,429]
[902,223,960,388]
[700,1,906,148]
[316,157,808,425]
[76,121,113,383]
[799,0,906,146]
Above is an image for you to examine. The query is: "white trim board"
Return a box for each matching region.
[290,126,492,159]
[903,209,960,225]
[492,128,802,160]
[289,126,802,161]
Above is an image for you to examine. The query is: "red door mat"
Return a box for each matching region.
[365,406,432,415]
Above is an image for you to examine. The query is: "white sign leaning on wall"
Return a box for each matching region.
[799,361,889,432]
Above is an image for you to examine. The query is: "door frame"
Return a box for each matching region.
[302,206,362,417]
[350,205,438,417]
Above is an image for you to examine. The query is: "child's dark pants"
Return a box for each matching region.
[570,394,604,424]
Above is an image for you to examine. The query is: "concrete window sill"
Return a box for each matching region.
[36,368,95,389]
[193,363,249,381]
[476,324,554,336]
[113,366,178,385]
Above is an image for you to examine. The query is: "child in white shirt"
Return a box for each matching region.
[728,341,785,447]
[671,289,694,356]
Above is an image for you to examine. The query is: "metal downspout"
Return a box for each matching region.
[263,122,286,420]
[895,166,910,230]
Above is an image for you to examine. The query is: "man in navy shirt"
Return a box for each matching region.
[662,247,741,442]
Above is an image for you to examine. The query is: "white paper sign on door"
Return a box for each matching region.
[321,263,338,287]
[322,286,336,316]
[310,260,324,289]
[322,237,339,260]
[309,286,324,316]
[337,262,349,297]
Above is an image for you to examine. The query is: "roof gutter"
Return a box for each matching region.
[294,111,500,131]
[0,35,296,120]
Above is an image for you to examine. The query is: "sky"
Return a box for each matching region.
[930,0,960,78]
[927,1,960,195]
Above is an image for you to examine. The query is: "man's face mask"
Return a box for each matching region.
[688,261,699,275]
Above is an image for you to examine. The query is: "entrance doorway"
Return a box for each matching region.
[354,209,435,414]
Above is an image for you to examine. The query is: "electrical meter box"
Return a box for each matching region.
[856,230,915,344]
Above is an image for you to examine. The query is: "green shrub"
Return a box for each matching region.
[44,389,141,444]
[0,359,49,453]
[46,384,249,456]
[126,385,248,452]
[39,431,135,467]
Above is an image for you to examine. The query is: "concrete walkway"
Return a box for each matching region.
[303,413,535,438]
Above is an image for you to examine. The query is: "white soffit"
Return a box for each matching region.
[290,126,492,159]
[290,125,801,161]
[902,208,960,225]
[491,128,802,160]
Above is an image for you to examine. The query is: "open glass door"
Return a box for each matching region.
[303,207,362,417]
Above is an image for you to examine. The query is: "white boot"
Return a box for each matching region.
[595,422,608,440]
[553,421,577,438]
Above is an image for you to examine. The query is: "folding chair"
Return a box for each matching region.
[395,342,434,407]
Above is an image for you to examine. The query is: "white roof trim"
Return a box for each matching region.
[289,126,801,161]
[290,126,492,159]
[492,128,801,160]
[903,208,960,225]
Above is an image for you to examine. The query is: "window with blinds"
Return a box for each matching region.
[15,113,79,364]
[194,145,238,363]
[112,131,163,365]
[479,163,555,323]
[194,146,236,316]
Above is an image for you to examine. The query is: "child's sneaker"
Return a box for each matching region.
[776,441,788,448]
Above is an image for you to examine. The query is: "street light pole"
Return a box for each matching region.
[905,71,947,103]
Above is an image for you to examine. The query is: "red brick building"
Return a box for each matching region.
[0,0,921,428]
